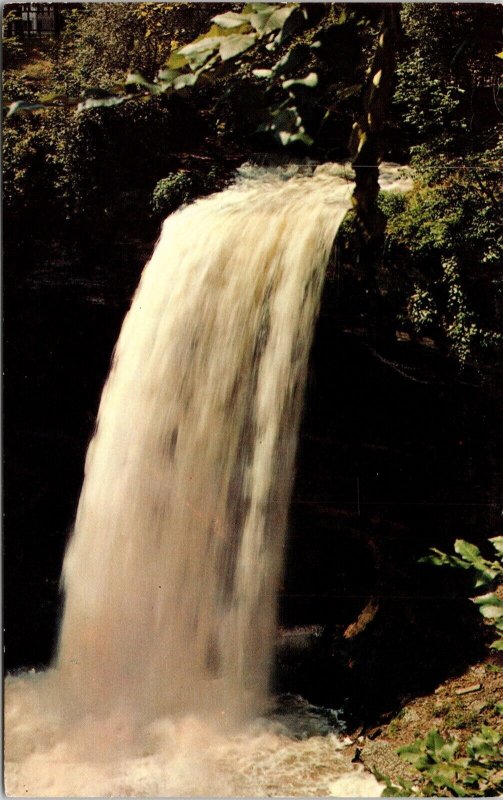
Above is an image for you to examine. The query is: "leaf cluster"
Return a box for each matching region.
[422,537,503,651]
[379,146,502,367]
[375,727,503,797]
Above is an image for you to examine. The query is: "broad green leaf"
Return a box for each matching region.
[371,769,409,797]
[275,6,307,45]
[157,68,179,85]
[6,99,45,117]
[480,725,500,744]
[212,11,249,29]
[179,36,222,56]
[173,73,198,90]
[279,130,314,147]
[398,739,426,756]
[489,536,503,557]
[425,728,447,757]
[381,786,405,797]
[438,739,459,761]
[264,5,295,33]
[76,96,126,112]
[472,592,503,606]
[467,727,500,760]
[248,9,275,33]
[472,593,503,619]
[454,539,482,563]
[125,72,162,94]
[179,36,221,69]
[252,68,273,79]
[283,72,318,90]
[421,549,471,570]
[451,540,500,586]
[219,33,256,61]
[474,565,500,588]
[490,637,503,650]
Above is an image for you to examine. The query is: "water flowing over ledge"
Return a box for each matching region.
[4,166,408,797]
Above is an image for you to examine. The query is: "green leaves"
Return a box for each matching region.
[219,34,256,61]
[372,768,415,797]
[472,593,503,621]
[259,105,314,147]
[376,727,503,797]
[211,11,249,30]
[489,536,503,557]
[422,539,501,587]
[125,71,164,94]
[422,538,503,651]
[178,36,223,69]
[4,0,317,151]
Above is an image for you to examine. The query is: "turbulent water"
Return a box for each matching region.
[4,164,408,797]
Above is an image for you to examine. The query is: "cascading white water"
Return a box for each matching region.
[57,165,353,726]
[5,164,411,797]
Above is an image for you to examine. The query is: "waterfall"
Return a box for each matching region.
[4,165,399,797]
[57,166,352,723]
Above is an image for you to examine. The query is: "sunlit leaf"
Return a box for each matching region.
[283,72,319,90]
[125,72,162,94]
[76,96,126,112]
[179,36,221,69]
[248,9,276,33]
[264,5,295,34]
[219,33,256,61]
[157,68,179,85]
[489,536,503,556]
[454,539,482,562]
[472,593,503,620]
[212,11,248,29]
[173,73,198,90]
[6,99,45,117]
[252,68,273,79]
[275,6,307,45]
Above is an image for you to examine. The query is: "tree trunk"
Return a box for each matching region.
[350,5,402,236]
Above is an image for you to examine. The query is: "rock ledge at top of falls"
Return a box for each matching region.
[236,161,413,193]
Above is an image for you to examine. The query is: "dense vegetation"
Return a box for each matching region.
[3,4,502,794]
[4,2,502,368]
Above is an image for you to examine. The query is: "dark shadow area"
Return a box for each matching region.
[276,248,501,728]
[3,244,147,671]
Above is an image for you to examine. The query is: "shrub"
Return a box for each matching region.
[151,171,194,218]
[375,727,503,797]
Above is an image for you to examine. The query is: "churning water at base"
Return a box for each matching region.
[4,165,394,797]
